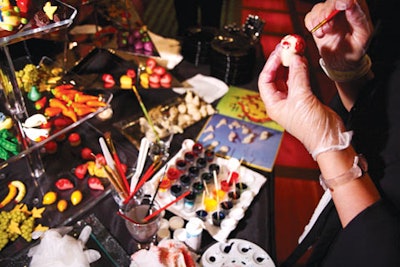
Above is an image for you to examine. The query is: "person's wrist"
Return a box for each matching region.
[319,54,373,82]
[316,145,359,185]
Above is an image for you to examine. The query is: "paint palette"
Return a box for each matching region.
[201,238,275,266]
[148,139,267,242]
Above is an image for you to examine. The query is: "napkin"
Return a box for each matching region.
[148,31,183,70]
[173,74,229,103]
[69,24,100,35]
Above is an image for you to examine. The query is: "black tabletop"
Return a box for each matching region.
[86,45,276,261]
[0,41,275,265]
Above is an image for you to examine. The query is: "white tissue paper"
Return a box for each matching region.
[28,226,101,267]
[173,74,229,104]
[148,31,184,70]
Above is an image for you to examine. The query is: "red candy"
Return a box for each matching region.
[95,153,106,166]
[102,73,116,88]
[152,66,166,76]
[81,147,94,160]
[44,141,57,154]
[160,73,172,88]
[55,178,74,190]
[16,0,32,14]
[68,132,81,146]
[88,177,104,191]
[74,163,88,179]
[146,58,157,71]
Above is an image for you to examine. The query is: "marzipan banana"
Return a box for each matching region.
[0,183,17,208]
[10,180,26,203]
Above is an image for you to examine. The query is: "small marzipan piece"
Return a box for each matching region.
[280,34,306,67]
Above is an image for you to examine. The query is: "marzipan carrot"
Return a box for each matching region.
[53,84,74,91]
[44,107,62,117]
[51,86,79,99]
[60,93,77,102]
[74,106,97,116]
[34,96,47,110]
[62,107,78,122]
[86,100,107,107]
[68,101,89,109]
[49,98,68,112]
[74,94,99,103]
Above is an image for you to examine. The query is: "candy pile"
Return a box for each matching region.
[0,204,48,251]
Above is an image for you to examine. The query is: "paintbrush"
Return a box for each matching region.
[103,164,128,200]
[144,190,190,222]
[104,131,130,193]
[116,210,140,224]
[146,164,168,216]
[99,137,129,199]
[123,158,163,204]
[310,9,341,33]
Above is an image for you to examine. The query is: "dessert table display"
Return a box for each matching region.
[0,0,129,262]
[0,0,78,177]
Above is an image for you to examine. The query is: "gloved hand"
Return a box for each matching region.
[28,226,101,267]
[258,45,351,159]
[304,0,372,72]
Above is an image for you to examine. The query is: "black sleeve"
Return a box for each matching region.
[322,200,400,267]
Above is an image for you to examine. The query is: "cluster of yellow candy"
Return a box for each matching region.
[42,189,83,213]
[0,203,48,251]
[15,63,62,93]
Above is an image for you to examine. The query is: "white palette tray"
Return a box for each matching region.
[201,238,275,266]
[149,139,267,242]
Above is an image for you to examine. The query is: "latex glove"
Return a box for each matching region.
[258,45,351,159]
[304,0,373,71]
[28,226,101,267]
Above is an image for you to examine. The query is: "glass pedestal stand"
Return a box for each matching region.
[0,0,77,178]
[0,45,45,178]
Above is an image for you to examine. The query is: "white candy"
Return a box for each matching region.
[280,34,306,67]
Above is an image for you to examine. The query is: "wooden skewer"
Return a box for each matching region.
[131,85,160,142]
